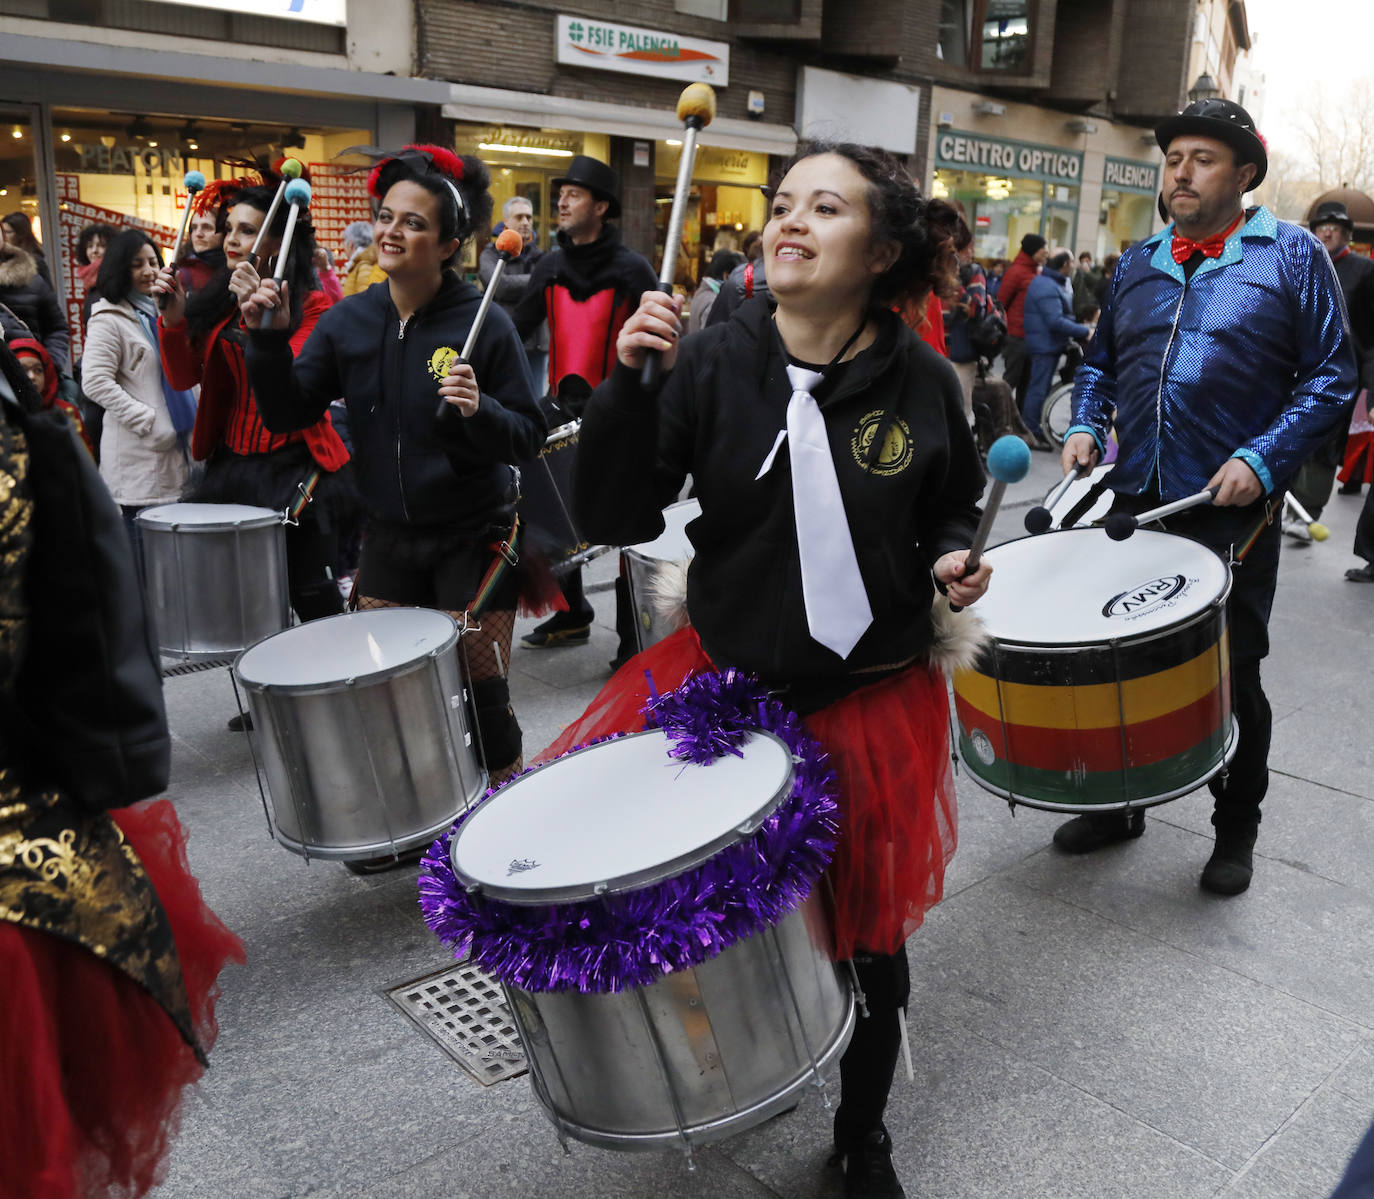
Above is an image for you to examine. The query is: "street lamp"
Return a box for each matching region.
[1188,73,1220,103]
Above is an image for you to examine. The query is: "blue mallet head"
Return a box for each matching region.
[986,434,1032,485]
[283,178,312,206]
[183,170,206,193]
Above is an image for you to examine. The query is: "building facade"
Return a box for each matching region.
[0,0,443,344]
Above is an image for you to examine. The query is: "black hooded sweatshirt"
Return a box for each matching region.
[575,298,985,698]
[246,273,545,533]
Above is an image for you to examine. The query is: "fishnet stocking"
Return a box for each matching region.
[353,597,522,780]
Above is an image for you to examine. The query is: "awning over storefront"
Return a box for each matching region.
[442,85,796,158]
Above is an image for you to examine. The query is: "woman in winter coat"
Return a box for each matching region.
[239,145,546,790]
[0,241,70,376]
[2,210,53,287]
[81,230,189,559]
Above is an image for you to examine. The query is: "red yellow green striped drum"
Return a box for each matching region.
[952,528,1238,812]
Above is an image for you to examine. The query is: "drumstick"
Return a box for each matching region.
[641,83,717,391]
[159,170,206,311]
[258,178,311,331]
[950,435,1031,612]
[246,157,303,268]
[1283,491,1330,540]
[434,228,524,422]
[1104,486,1219,541]
[1024,461,1089,534]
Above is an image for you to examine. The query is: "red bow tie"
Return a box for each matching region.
[1171,215,1243,265]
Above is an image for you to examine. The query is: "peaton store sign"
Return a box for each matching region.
[936,131,1083,185]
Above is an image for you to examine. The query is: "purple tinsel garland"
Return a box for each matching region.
[417,669,840,994]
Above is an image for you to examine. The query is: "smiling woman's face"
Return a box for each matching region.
[374,180,458,279]
[762,153,892,311]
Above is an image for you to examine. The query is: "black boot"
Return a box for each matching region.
[829,1125,906,1198]
[1200,824,1258,895]
[1052,808,1145,854]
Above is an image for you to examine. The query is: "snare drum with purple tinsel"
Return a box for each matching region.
[420,671,855,1161]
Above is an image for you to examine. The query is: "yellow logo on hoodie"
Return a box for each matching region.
[429,345,460,381]
[850,410,913,476]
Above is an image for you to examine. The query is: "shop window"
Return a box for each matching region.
[50,109,372,354]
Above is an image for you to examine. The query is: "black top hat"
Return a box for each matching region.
[1154,98,1267,190]
[1309,201,1354,232]
[551,155,621,220]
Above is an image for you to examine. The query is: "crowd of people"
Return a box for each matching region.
[3,91,1374,1197]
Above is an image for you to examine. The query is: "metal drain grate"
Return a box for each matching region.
[161,656,234,678]
[386,961,527,1085]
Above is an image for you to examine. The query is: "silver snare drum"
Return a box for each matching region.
[449,729,854,1151]
[137,502,289,661]
[234,608,485,861]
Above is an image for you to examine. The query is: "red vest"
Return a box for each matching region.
[546,284,635,395]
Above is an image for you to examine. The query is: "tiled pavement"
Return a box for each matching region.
[154,456,1374,1198]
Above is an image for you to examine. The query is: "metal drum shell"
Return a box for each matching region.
[624,499,700,653]
[953,531,1238,812]
[234,611,485,860]
[509,893,854,1150]
[137,503,290,661]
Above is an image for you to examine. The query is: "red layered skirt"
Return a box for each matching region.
[0,800,244,1199]
[538,627,958,960]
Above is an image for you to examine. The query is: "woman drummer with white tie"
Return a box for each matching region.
[544,142,992,1199]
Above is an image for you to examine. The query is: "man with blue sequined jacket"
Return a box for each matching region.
[1059,98,1357,896]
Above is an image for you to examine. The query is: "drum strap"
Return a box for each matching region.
[285,468,323,525]
[468,517,522,619]
[1233,501,1277,563]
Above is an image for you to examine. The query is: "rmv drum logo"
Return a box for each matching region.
[1102,575,1188,619]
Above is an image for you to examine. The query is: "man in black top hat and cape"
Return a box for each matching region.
[512,155,657,660]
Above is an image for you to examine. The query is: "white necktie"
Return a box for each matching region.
[756,364,873,658]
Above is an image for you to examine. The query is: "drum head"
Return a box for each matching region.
[628,499,701,562]
[235,607,457,688]
[450,728,794,903]
[137,502,281,531]
[978,528,1229,644]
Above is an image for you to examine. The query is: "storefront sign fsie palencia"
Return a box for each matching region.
[555,14,730,86]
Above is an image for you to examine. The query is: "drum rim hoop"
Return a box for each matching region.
[136,502,284,532]
[233,608,460,689]
[975,585,1231,653]
[974,527,1233,646]
[448,727,796,905]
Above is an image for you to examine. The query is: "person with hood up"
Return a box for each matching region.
[9,334,94,457]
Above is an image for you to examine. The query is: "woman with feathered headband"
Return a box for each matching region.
[236,144,547,791]
[154,161,354,734]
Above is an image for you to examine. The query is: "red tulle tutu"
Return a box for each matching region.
[1339,431,1373,486]
[0,800,244,1199]
[539,627,958,959]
